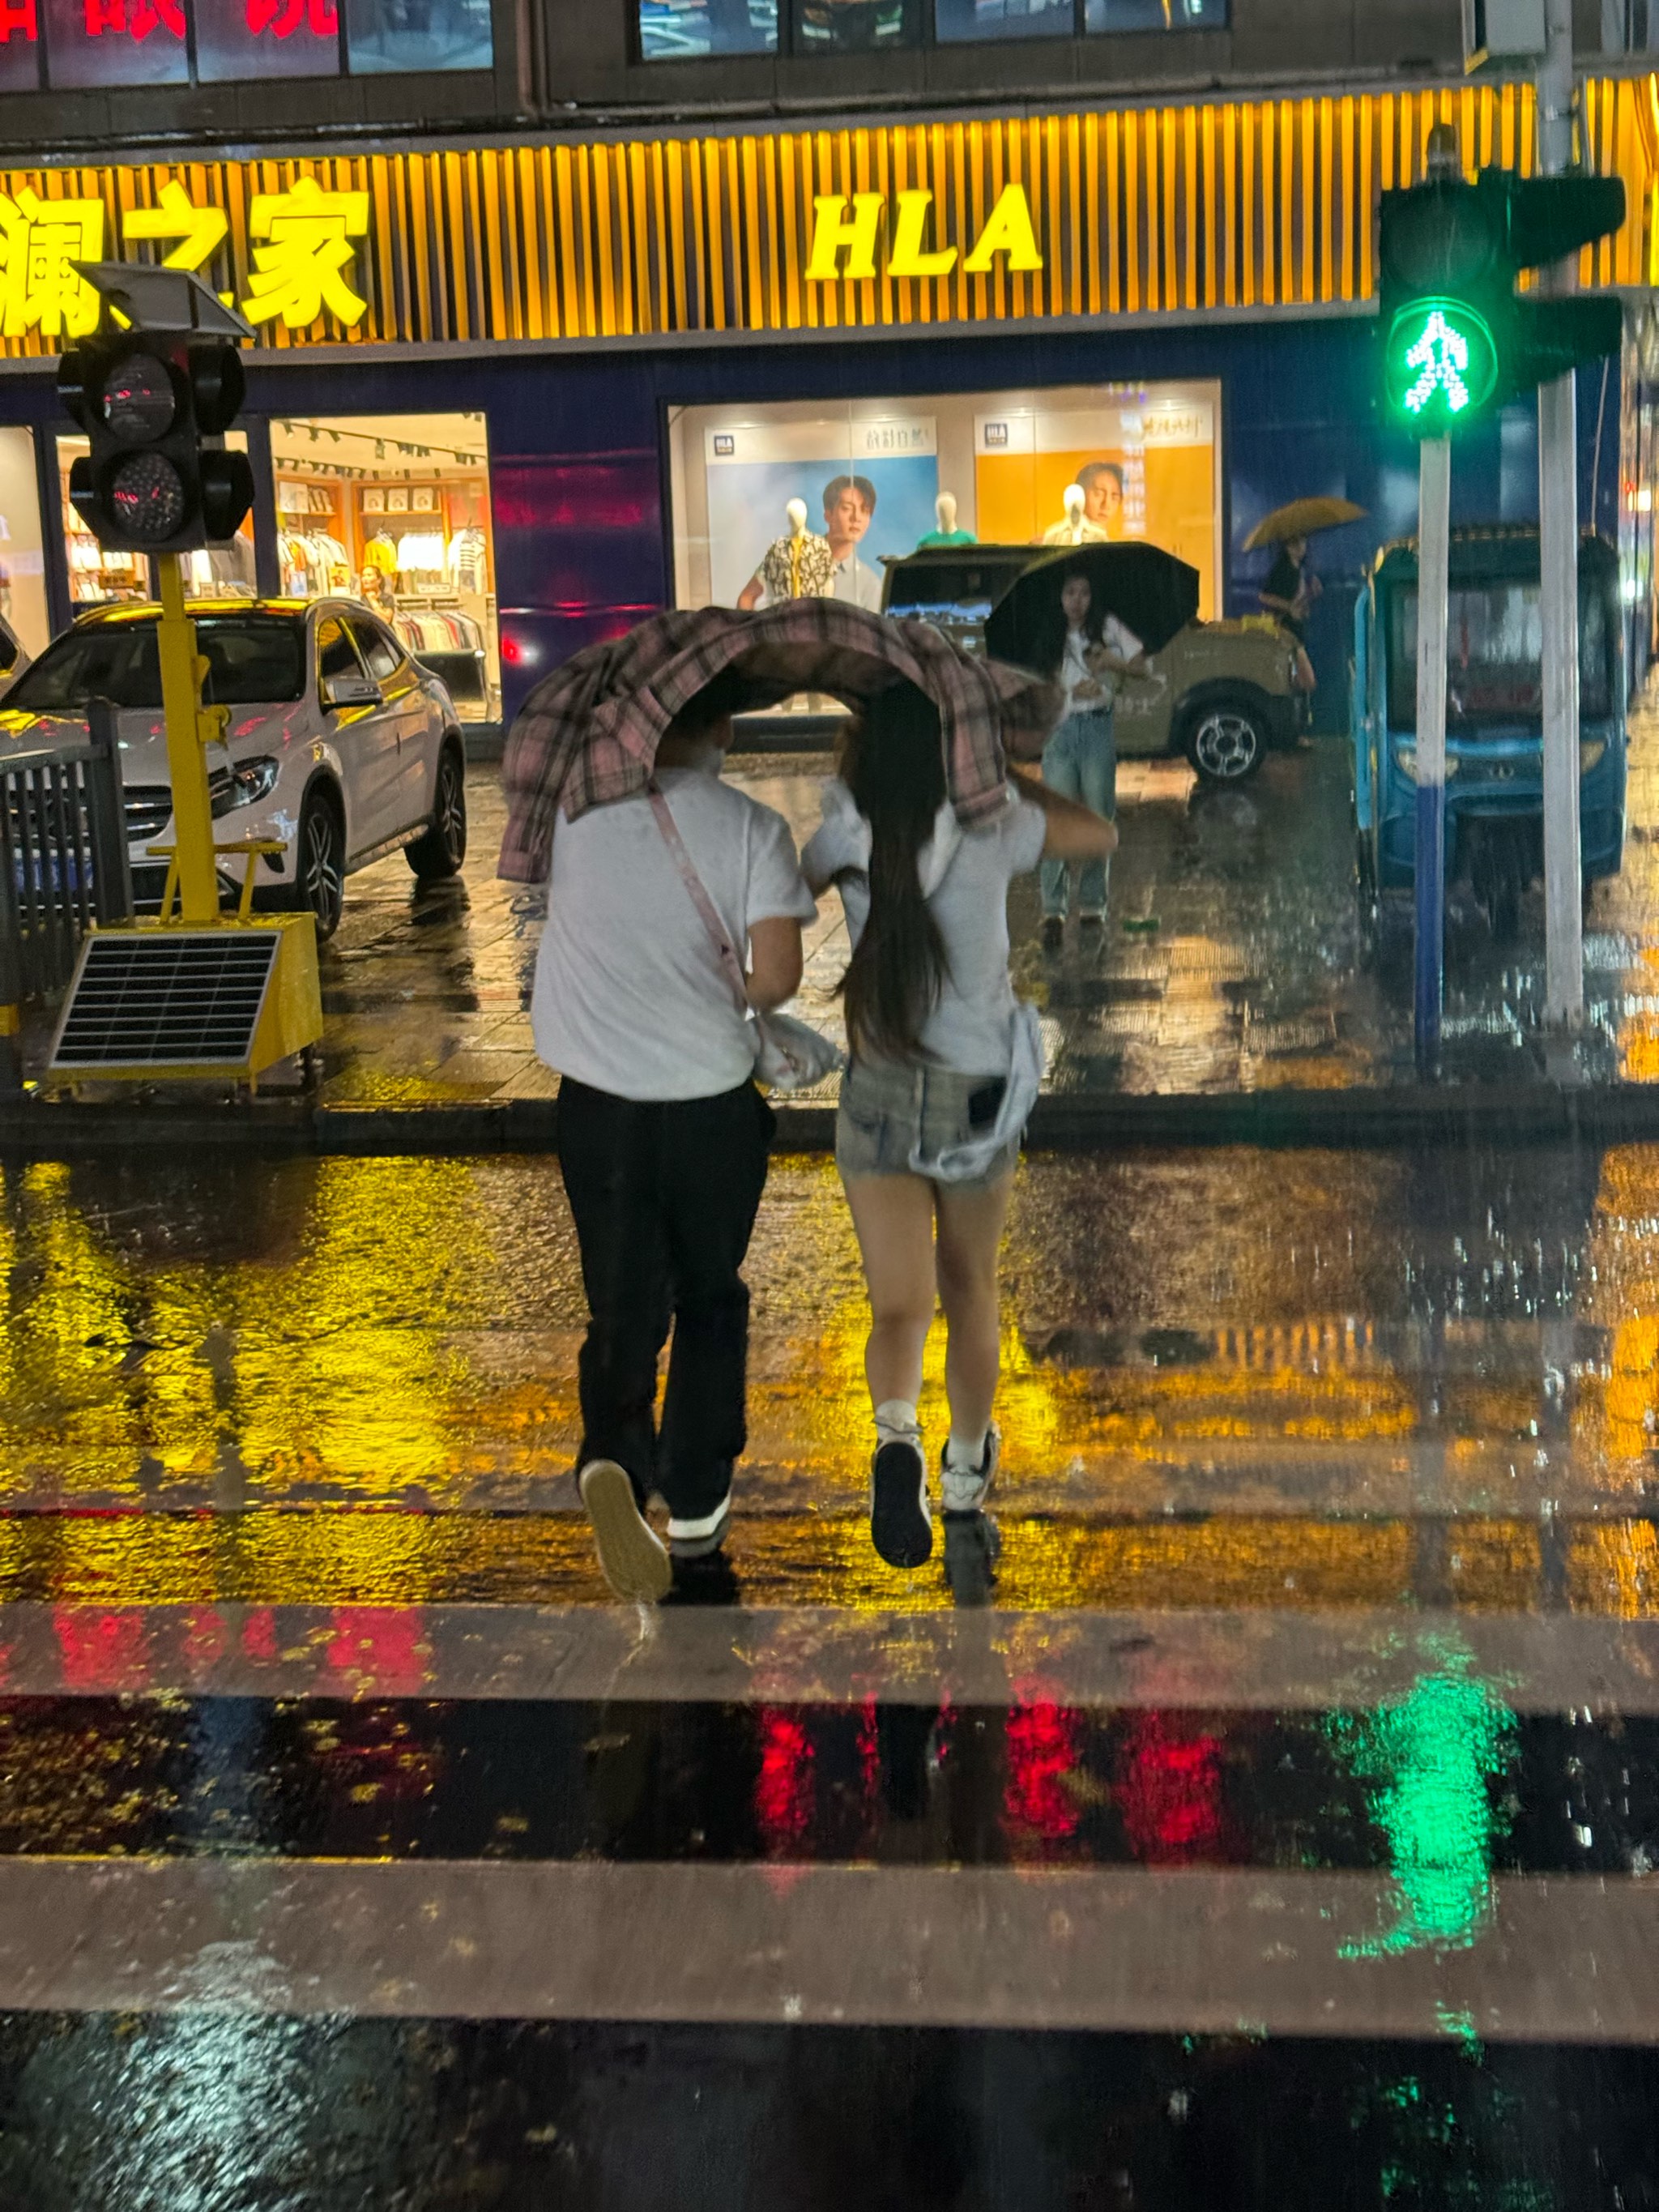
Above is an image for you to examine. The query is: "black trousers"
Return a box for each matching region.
[557,1074,774,1522]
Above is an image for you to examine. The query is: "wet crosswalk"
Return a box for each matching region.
[2,1143,1659,2201]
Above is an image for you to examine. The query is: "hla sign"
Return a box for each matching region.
[804,183,1043,283]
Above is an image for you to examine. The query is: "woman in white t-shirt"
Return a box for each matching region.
[803,685,1116,1574]
[1037,566,1148,949]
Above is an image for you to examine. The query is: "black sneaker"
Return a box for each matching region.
[870,1438,932,1569]
[662,1550,741,1607]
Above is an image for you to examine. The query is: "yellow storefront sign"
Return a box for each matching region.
[0,78,1653,359]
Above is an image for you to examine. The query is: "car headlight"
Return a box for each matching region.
[1392,745,1460,784]
[1580,739,1606,774]
[209,755,280,818]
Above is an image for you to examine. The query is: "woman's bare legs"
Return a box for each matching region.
[842,1167,1014,1439]
[933,1169,1015,1444]
[842,1172,936,1411]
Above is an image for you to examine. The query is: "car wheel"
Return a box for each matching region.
[290,789,345,942]
[406,745,467,880]
[1184,702,1266,784]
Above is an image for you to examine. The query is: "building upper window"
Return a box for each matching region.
[638,0,774,57]
[638,0,1221,54]
[0,0,492,87]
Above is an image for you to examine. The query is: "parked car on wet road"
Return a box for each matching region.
[0,596,468,939]
[882,544,1306,782]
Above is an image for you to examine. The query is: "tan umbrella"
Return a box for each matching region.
[1243,497,1367,552]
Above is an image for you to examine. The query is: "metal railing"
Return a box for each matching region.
[0,699,134,1088]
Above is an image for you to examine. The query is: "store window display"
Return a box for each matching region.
[268,412,501,724]
[0,430,50,662]
[668,382,1221,619]
[736,498,834,609]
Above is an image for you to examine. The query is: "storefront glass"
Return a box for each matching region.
[668,381,1223,619]
[0,429,49,660]
[935,0,1072,41]
[638,0,776,54]
[343,0,492,70]
[58,432,253,613]
[790,0,918,50]
[1083,0,1225,23]
[269,412,501,724]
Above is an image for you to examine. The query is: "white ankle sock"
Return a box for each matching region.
[873,1399,920,1450]
[945,1429,987,1471]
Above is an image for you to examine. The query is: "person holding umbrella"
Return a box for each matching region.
[1246,496,1366,695]
[1032,563,1148,947]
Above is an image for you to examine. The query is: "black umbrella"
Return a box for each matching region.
[983,542,1201,671]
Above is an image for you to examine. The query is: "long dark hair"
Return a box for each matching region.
[1032,563,1104,681]
[839,685,949,1063]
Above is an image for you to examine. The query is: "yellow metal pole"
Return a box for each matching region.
[155,551,220,926]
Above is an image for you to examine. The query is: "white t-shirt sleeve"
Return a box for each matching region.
[746,805,819,928]
[1102,614,1144,660]
[1000,785,1047,875]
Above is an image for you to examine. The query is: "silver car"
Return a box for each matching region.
[0,596,467,939]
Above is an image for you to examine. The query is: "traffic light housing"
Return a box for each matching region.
[1379,167,1627,435]
[58,331,254,554]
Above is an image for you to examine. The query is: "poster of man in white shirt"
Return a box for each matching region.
[822,475,885,613]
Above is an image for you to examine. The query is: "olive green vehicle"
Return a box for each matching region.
[881,545,1307,784]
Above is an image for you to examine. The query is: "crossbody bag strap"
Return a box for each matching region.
[647,779,752,1018]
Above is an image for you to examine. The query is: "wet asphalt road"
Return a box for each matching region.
[0,1142,1657,2204]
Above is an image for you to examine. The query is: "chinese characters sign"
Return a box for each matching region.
[6,0,485,83]
[0,177,370,344]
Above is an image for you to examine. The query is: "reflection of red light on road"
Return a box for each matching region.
[1004,1696,1082,1851]
[181,1605,226,1673]
[241,1607,279,1665]
[756,1710,814,1856]
[54,1608,149,1692]
[1116,1713,1226,1864]
[323,1608,428,1695]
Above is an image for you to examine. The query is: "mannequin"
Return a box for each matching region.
[737,496,834,608]
[916,490,976,549]
[1040,483,1110,548]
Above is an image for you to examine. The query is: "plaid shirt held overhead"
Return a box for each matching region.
[497,600,1061,886]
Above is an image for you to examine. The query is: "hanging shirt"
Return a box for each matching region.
[756,532,834,604]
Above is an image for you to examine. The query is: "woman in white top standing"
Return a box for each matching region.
[1038,565,1149,950]
[803,685,1117,1572]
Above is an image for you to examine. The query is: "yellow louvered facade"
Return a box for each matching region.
[4,76,1659,361]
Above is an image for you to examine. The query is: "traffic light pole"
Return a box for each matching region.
[1414,434,1451,1079]
[155,552,222,927]
[1537,0,1584,1031]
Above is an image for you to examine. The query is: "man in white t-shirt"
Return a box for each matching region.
[532,668,817,1602]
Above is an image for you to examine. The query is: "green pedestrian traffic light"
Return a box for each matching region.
[1388,299,1499,423]
[1378,160,1627,437]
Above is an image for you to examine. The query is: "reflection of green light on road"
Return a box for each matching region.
[1328,1650,1515,1958]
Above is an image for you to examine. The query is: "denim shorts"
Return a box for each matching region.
[835,1058,1020,1191]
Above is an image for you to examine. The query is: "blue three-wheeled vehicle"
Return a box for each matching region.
[1350,527,1626,939]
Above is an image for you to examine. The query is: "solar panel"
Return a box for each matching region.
[51,929,281,1070]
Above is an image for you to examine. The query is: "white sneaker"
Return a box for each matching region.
[579,1459,672,1603]
[940,1426,1000,1516]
